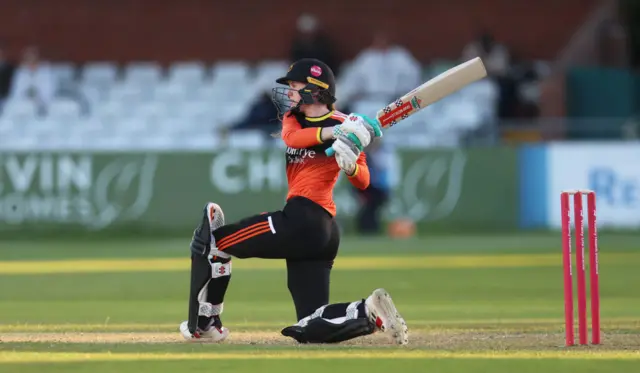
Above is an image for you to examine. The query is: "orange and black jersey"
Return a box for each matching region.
[281,110,370,216]
[207,110,361,306]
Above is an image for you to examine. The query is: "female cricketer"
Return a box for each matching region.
[180,58,408,345]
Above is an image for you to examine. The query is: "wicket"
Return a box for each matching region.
[560,190,600,347]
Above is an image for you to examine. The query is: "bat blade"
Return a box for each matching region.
[325,57,487,156]
[375,57,487,128]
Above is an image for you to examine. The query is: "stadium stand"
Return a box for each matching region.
[0,59,502,151]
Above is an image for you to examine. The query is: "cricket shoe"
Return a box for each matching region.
[365,288,409,345]
[191,202,225,256]
[179,319,229,342]
[280,325,307,343]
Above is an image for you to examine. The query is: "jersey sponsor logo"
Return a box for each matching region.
[285,147,317,164]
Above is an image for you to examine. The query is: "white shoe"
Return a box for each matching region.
[179,321,229,342]
[365,288,408,345]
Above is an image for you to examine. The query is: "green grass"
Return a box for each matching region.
[0,233,638,372]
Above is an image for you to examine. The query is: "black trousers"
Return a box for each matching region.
[213,196,340,320]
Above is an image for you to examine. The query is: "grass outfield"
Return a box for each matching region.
[0,233,638,372]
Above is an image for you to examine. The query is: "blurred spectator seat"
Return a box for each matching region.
[231,85,280,135]
[0,117,14,138]
[91,135,138,151]
[134,102,170,126]
[124,62,163,86]
[211,61,251,84]
[181,132,221,150]
[50,63,77,86]
[198,80,251,107]
[81,62,119,89]
[156,117,190,136]
[154,82,187,106]
[95,100,128,124]
[1,99,38,121]
[444,98,483,132]
[32,117,73,150]
[225,130,266,149]
[195,84,226,102]
[81,117,107,133]
[108,82,153,106]
[48,99,83,123]
[180,100,216,124]
[255,60,289,84]
[460,80,499,120]
[114,117,152,137]
[209,61,253,104]
[0,56,506,152]
[0,132,39,150]
[168,61,207,87]
[217,102,246,128]
[78,84,104,109]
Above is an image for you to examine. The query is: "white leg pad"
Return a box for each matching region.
[195,260,231,317]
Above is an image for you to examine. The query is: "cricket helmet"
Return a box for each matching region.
[271,58,337,118]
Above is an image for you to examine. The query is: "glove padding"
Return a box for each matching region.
[332,134,360,175]
[333,114,375,149]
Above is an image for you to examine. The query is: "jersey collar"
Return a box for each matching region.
[306,110,334,122]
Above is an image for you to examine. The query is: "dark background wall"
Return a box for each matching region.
[0,0,598,63]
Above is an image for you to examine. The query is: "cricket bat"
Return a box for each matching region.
[326,57,487,156]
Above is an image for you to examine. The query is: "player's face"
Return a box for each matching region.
[287,81,306,104]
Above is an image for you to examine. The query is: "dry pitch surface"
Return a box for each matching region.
[2,329,640,350]
[1,330,639,365]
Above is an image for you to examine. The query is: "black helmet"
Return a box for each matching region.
[271,58,337,118]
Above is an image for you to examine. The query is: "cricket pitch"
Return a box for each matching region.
[1,330,639,350]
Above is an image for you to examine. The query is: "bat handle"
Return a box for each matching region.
[364,117,383,138]
[325,147,336,156]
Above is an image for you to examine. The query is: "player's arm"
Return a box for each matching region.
[346,152,370,190]
[281,115,335,148]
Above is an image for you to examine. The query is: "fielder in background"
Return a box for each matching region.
[180,58,408,345]
[353,137,392,235]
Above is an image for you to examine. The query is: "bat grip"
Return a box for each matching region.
[325,133,361,156]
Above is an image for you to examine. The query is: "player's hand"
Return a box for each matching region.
[332,114,373,148]
[332,134,359,175]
